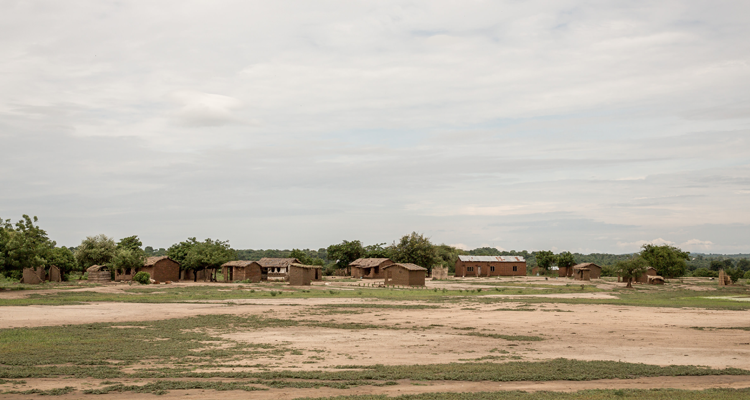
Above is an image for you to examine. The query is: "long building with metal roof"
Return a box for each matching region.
[455,255,527,277]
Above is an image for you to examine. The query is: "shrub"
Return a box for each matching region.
[133,271,150,285]
[744,271,750,280]
[692,268,717,278]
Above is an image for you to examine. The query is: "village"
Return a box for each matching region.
[19,254,677,287]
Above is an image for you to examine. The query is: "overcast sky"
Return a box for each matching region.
[2,1,749,254]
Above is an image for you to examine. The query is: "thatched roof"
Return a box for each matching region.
[86,265,108,272]
[349,258,392,268]
[257,258,300,268]
[144,256,176,267]
[290,263,323,269]
[573,263,601,270]
[222,260,260,268]
[383,263,427,271]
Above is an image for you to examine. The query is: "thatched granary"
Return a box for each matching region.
[221,260,265,283]
[349,258,394,279]
[257,258,300,280]
[454,255,526,277]
[572,263,601,279]
[289,263,322,286]
[383,263,427,286]
[86,265,112,283]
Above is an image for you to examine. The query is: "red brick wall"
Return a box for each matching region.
[454,261,526,277]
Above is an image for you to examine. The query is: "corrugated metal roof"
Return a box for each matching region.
[458,255,525,262]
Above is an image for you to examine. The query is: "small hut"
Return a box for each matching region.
[141,256,180,283]
[574,267,591,281]
[648,275,665,285]
[221,260,265,283]
[349,258,394,279]
[86,265,112,283]
[633,267,657,283]
[21,267,46,284]
[431,266,449,280]
[48,265,62,282]
[383,263,427,286]
[572,263,601,279]
[288,263,322,286]
[257,258,300,281]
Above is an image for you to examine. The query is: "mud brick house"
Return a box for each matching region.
[221,260,265,283]
[257,258,300,280]
[454,255,526,277]
[86,265,112,283]
[574,267,591,281]
[635,267,657,283]
[116,256,180,282]
[558,265,574,277]
[383,263,427,286]
[289,263,322,285]
[21,266,62,284]
[349,258,394,279]
[141,256,180,282]
[572,263,601,279]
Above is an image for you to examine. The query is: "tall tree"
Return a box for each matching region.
[0,215,55,277]
[74,234,116,270]
[182,238,235,281]
[616,256,649,288]
[117,235,143,251]
[364,243,390,258]
[326,240,365,270]
[113,235,146,275]
[640,244,690,278]
[738,259,750,272]
[289,249,312,264]
[535,250,557,272]
[48,246,79,279]
[557,251,576,275]
[389,232,440,271]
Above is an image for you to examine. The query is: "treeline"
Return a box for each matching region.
[2,214,749,282]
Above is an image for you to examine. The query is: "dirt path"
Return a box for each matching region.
[2,375,750,399]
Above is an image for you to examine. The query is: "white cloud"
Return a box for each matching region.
[1,1,749,252]
[169,90,243,127]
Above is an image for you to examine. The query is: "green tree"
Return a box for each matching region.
[326,240,365,270]
[557,251,576,276]
[74,234,116,270]
[290,249,312,264]
[616,256,649,288]
[640,244,690,278]
[434,244,462,273]
[117,235,143,251]
[0,215,55,277]
[182,239,235,281]
[48,246,79,279]
[535,250,557,272]
[167,238,199,267]
[112,248,146,276]
[389,232,440,271]
[738,259,750,271]
[113,235,146,275]
[364,243,390,258]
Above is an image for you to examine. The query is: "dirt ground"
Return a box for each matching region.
[1,279,749,399]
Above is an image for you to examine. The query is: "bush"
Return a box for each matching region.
[692,268,717,278]
[133,271,150,285]
[744,270,750,280]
